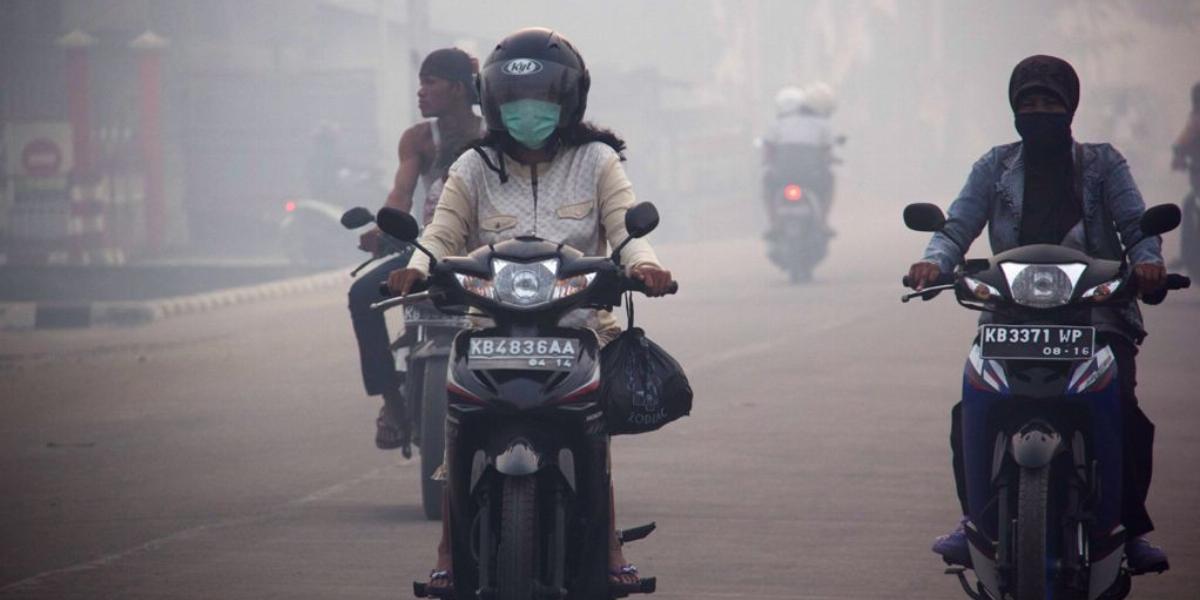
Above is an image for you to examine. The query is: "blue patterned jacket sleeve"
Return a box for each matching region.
[921,148,999,272]
[1099,144,1164,266]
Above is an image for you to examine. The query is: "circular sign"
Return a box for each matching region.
[21,138,63,177]
[502,59,544,76]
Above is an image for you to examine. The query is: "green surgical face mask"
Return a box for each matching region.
[500,99,561,150]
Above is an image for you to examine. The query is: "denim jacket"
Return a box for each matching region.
[922,142,1164,342]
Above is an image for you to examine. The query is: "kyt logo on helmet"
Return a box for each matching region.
[501,58,544,76]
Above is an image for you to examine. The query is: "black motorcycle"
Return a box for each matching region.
[341,207,467,519]
[371,203,675,600]
[901,202,1188,600]
[762,141,841,283]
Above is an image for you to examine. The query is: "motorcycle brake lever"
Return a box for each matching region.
[900,283,955,303]
[370,291,433,311]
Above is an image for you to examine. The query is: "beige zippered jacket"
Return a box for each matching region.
[408,141,662,339]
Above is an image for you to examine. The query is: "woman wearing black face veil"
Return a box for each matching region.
[907,55,1170,573]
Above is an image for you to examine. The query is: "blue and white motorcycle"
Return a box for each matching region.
[901,203,1188,600]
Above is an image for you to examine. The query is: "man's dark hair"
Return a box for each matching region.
[420,48,479,104]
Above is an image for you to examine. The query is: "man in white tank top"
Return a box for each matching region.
[349,48,483,454]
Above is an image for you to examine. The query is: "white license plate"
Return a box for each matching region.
[403,303,467,326]
[979,325,1095,360]
[467,337,580,371]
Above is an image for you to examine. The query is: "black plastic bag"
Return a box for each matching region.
[600,297,692,435]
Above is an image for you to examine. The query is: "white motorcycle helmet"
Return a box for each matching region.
[802,82,836,117]
[774,86,807,116]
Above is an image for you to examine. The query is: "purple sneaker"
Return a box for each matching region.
[1126,537,1169,574]
[932,517,972,567]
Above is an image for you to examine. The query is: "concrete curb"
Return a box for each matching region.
[1,267,350,330]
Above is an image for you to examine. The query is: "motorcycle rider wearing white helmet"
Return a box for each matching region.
[764,84,834,148]
[386,27,673,595]
[762,82,839,234]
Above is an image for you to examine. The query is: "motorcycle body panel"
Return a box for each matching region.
[961,342,1125,599]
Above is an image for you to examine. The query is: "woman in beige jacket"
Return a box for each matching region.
[387,28,674,594]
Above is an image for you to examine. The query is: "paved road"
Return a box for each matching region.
[2,212,1197,599]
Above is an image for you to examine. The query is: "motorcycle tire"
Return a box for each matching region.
[498,476,538,600]
[1017,466,1050,600]
[420,356,449,520]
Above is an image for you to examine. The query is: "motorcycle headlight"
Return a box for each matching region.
[1000,262,1086,308]
[493,259,559,307]
[1080,277,1123,301]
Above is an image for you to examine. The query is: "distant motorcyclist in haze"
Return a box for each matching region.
[385,27,673,595]
[1171,81,1200,190]
[348,48,483,453]
[762,82,839,233]
[906,54,1169,573]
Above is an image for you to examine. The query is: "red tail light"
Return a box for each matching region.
[284,200,297,212]
[783,184,803,202]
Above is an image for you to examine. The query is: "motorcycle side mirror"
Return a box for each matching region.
[376,207,419,242]
[1139,204,1181,237]
[903,203,947,232]
[612,203,660,266]
[625,202,660,239]
[340,206,374,230]
[376,207,438,265]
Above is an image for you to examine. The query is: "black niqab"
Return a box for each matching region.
[1010,55,1083,245]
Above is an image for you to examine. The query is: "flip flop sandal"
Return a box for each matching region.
[375,407,412,457]
[413,570,454,598]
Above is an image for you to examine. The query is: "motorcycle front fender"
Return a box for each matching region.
[495,440,542,476]
[1009,421,1061,469]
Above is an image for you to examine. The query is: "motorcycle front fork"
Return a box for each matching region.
[992,454,1098,597]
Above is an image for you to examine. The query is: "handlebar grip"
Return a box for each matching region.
[1166,273,1191,290]
[377,275,430,298]
[902,273,954,289]
[1141,273,1190,306]
[623,278,679,296]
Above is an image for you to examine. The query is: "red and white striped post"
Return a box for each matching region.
[130,30,169,254]
[57,30,102,264]
[58,30,96,178]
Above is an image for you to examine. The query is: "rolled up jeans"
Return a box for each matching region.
[348,250,413,397]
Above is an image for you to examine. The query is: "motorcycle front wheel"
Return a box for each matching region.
[1017,466,1050,600]
[498,476,538,600]
[420,356,449,520]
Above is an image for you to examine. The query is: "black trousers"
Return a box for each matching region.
[347,251,412,397]
[950,335,1156,537]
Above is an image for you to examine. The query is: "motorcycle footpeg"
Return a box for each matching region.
[611,576,656,598]
[1129,561,1170,576]
[616,522,656,545]
[943,567,983,600]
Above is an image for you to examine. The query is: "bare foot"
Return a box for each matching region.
[428,545,453,591]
